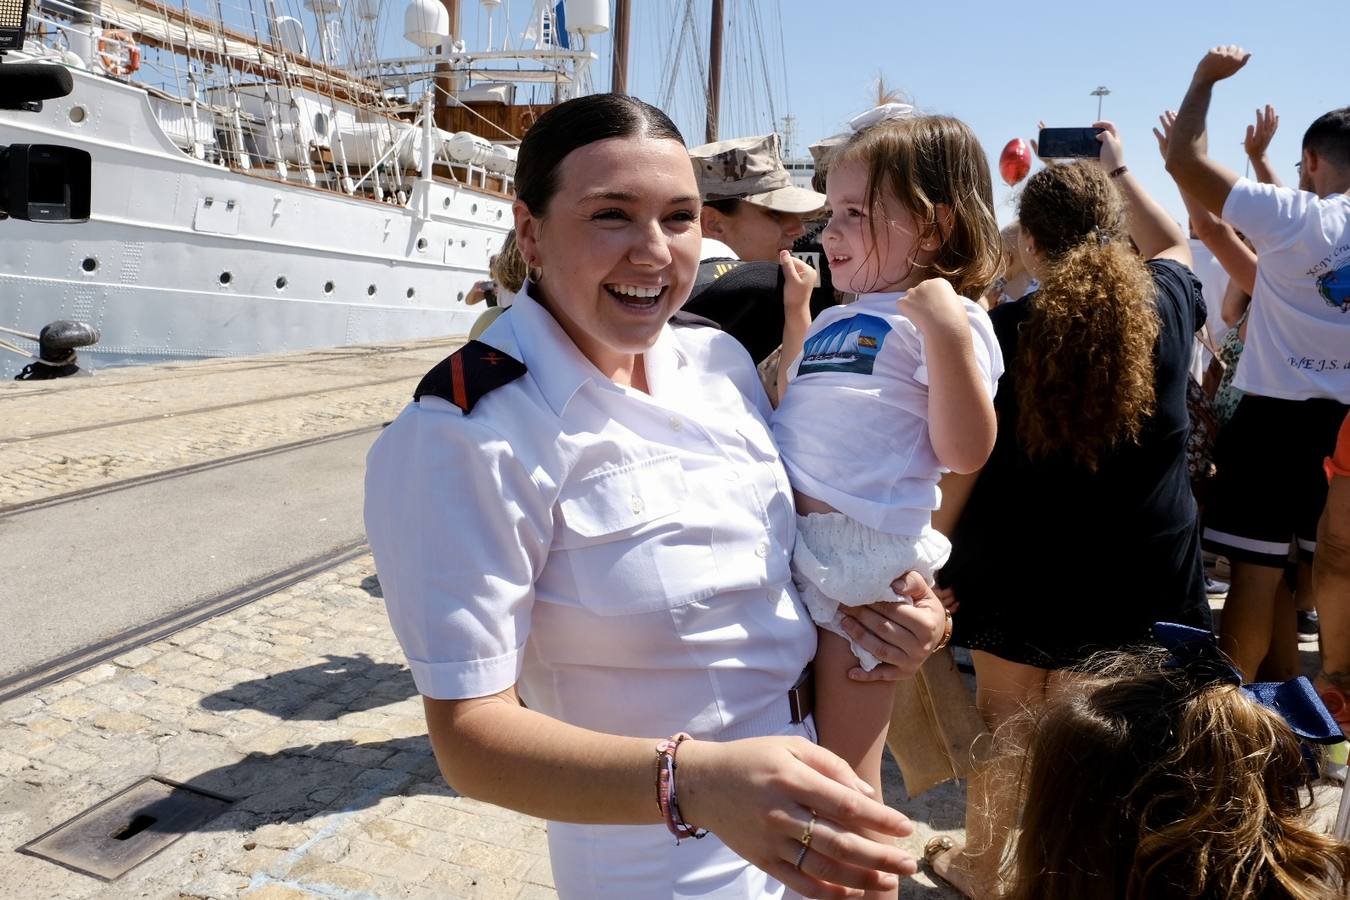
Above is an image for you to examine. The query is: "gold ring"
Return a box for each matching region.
[798,812,816,848]
[794,842,809,869]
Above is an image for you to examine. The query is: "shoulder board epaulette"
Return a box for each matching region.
[413,340,527,414]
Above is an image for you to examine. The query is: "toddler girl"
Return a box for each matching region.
[772,114,1004,835]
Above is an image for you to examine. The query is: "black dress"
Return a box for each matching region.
[944,259,1212,670]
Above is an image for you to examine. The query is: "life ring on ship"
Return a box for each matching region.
[97,30,141,77]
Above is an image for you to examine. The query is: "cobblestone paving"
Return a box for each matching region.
[4,345,1337,899]
[0,341,455,509]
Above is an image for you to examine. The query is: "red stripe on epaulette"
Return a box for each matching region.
[414,340,527,414]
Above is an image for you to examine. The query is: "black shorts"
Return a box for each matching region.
[1202,394,1350,567]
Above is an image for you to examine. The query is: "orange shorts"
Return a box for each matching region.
[1329,411,1350,483]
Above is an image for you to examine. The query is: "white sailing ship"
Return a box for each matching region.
[0,0,613,375]
[0,0,793,376]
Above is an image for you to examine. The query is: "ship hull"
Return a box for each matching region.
[0,63,510,376]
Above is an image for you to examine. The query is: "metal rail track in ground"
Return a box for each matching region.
[0,340,456,400]
[0,540,370,705]
[0,422,386,520]
[0,374,415,445]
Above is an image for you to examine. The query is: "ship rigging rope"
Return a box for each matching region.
[431,81,520,142]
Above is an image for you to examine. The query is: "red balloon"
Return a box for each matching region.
[999,138,1032,186]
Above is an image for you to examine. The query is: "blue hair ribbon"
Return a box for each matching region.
[1153,622,1343,745]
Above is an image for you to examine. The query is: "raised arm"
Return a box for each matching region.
[1097,120,1189,266]
[776,250,818,406]
[1244,103,1284,188]
[1165,45,1251,215]
[1154,110,1257,291]
[898,278,996,474]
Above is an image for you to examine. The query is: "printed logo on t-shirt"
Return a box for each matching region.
[797,314,889,376]
[1317,262,1350,313]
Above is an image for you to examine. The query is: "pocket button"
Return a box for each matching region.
[755,541,770,559]
[629,494,645,514]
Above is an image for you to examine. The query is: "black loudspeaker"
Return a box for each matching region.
[0,143,91,221]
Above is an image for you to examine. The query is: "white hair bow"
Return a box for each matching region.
[847,102,916,133]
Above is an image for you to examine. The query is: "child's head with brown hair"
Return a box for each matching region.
[1007,639,1350,900]
[821,115,1001,299]
[490,229,528,294]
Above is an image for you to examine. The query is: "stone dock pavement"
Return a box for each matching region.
[0,341,970,899]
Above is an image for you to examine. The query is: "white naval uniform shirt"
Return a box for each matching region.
[364,286,816,899]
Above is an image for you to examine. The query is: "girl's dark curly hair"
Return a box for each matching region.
[1015,161,1160,471]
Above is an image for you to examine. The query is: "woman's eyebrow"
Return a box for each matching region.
[578,190,700,205]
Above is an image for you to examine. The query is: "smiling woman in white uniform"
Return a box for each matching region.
[364,94,948,900]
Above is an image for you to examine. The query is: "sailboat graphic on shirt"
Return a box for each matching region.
[797,314,889,376]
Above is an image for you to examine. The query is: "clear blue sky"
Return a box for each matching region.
[452,1,1346,227]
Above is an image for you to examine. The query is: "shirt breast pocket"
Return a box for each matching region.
[555,454,720,616]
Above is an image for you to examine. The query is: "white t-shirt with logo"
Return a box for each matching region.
[1222,178,1350,401]
[771,292,1003,535]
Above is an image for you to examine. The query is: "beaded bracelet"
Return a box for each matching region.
[656,732,708,843]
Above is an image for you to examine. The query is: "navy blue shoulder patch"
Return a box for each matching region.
[413,340,527,414]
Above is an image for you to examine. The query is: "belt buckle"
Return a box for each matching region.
[788,666,814,724]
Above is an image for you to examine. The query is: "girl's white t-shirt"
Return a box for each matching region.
[771,291,1003,535]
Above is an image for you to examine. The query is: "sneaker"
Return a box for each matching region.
[1298,609,1321,643]
[1204,576,1229,597]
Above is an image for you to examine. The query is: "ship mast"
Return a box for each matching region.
[705,0,722,143]
[433,0,460,124]
[610,0,630,94]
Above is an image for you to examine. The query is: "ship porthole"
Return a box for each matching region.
[69,106,88,124]
[415,237,428,251]
[496,209,503,219]
[456,291,465,302]
[367,284,377,296]
[323,280,335,294]
[471,203,479,214]
[442,197,451,210]
[219,271,233,286]
[406,288,415,299]
[81,256,98,273]
[275,276,288,290]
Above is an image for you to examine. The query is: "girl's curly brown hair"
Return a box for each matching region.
[1005,649,1350,900]
[1015,161,1160,471]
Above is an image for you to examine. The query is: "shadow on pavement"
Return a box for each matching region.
[199,653,416,719]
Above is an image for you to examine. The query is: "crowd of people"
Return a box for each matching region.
[364,43,1350,900]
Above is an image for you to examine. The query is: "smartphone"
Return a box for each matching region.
[1037,127,1104,159]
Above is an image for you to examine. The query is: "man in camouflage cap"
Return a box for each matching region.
[689,133,826,262]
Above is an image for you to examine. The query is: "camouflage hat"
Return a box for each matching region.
[689,133,826,214]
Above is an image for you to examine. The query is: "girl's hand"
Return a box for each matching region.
[780,250,816,312]
[840,571,949,682]
[678,736,917,898]
[1243,104,1278,160]
[1094,120,1126,173]
[897,277,966,336]
[934,583,959,613]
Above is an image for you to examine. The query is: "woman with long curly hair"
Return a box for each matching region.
[924,124,1213,897]
[1008,639,1350,900]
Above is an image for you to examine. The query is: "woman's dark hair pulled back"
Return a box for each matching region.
[515,93,685,215]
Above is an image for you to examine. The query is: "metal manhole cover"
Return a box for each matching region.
[17,776,234,881]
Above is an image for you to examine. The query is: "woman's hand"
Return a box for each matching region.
[840,571,949,682]
[1094,120,1126,173]
[1153,110,1176,161]
[678,736,917,898]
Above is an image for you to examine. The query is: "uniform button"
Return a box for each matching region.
[630,495,644,514]
[755,542,770,558]
[669,417,683,431]
[725,469,741,482]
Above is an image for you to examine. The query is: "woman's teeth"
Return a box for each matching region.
[605,284,666,307]
[607,284,664,298]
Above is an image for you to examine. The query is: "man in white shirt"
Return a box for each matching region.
[1166,45,1350,685]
